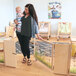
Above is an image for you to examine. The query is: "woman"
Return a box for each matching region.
[16,4,42,65]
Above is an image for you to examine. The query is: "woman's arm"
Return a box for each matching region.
[34,21,39,34]
[34,19,43,40]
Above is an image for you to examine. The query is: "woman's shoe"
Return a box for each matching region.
[27,59,32,65]
[22,58,27,63]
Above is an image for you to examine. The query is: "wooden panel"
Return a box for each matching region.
[6,26,16,38]
[57,22,71,41]
[54,43,71,74]
[38,22,51,39]
[4,39,17,67]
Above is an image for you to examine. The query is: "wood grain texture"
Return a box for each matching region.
[4,39,17,67]
[54,43,71,75]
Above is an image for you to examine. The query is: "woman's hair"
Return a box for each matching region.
[23,11,26,15]
[25,4,38,24]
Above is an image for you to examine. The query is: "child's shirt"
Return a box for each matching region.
[16,13,23,32]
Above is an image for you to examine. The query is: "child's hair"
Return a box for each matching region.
[25,4,38,25]
[16,6,21,11]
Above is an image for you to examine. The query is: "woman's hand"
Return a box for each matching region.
[36,34,43,40]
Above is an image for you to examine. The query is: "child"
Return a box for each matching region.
[15,6,24,32]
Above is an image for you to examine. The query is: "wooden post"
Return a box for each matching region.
[51,43,54,70]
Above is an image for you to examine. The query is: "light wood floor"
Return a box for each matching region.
[0,54,70,76]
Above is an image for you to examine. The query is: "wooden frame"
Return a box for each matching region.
[38,22,51,39]
[5,26,16,38]
[57,22,71,41]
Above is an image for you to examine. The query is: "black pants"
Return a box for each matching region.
[16,31,31,59]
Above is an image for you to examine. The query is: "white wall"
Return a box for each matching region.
[0,0,76,36]
[14,0,76,37]
[0,0,14,32]
[62,0,76,37]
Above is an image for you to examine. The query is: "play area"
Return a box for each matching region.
[0,0,76,76]
[0,23,76,76]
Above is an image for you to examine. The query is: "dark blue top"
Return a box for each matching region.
[21,15,31,37]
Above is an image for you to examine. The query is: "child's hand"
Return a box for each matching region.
[19,13,24,17]
[21,14,24,17]
[14,20,18,25]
